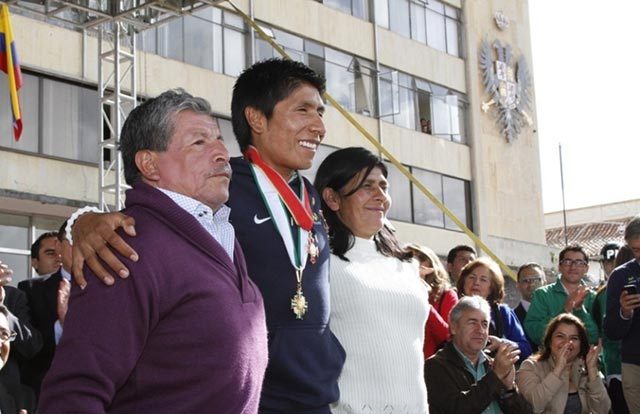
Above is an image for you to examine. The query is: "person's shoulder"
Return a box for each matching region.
[518,356,539,372]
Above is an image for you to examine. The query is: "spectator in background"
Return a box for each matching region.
[605,216,640,413]
[420,118,432,134]
[457,258,532,362]
[425,296,532,414]
[407,243,457,358]
[516,313,610,413]
[0,304,28,414]
[447,245,476,286]
[514,262,544,351]
[525,245,599,346]
[592,242,628,414]
[29,233,61,277]
[18,228,71,399]
[0,261,40,414]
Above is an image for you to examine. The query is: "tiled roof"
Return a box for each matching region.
[546,217,630,258]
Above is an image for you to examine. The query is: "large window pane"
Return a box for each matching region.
[445,17,459,57]
[374,0,390,28]
[384,162,412,222]
[223,27,245,76]
[324,0,351,15]
[412,168,444,227]
[443,176,468,230]
[0,213,29,250]
[352,0,369,20]
[184,13,214,70]
[212,24,223,73]
[426,9,446,52]
[158,18,184,61]
[410,2,426,43]
[41,79,99,163]
[394,86,416,130]
[352,59,376,116]
[389,0,410,38]
[256,38,274,61]
[0,72,39,152]
[0,253,29,286]
[326,61,353,111]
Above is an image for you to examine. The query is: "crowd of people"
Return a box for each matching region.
[0,58,638,414]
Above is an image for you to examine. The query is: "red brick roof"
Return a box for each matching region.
[546,218,630,258]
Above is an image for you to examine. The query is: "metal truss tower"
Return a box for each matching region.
[2,0,224,210]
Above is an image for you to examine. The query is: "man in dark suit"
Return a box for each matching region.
[0,260,42,413]
[18,227,70,399]
[514,263,544,352]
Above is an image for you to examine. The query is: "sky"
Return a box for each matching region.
[528,1,640,213]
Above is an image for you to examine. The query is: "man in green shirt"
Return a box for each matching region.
[524,245,599,345]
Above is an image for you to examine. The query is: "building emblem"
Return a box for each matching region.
[479,39,533,143]
[494,11,509,30]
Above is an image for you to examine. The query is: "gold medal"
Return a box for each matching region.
[291,270,308,319]
[291,288,308,320]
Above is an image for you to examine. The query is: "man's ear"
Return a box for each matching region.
[322,188,341,212]
[135,150,160,182]
[30,258,38,271]
[245,106,266,135]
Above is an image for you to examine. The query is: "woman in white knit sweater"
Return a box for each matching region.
[314,147,430,414]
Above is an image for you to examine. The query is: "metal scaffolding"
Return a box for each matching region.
[2,0,224,210]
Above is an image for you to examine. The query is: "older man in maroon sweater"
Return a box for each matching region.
[38,90,268,413]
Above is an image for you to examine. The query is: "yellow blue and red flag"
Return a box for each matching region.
[0,4,22,141]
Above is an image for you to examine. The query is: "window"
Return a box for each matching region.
[321,0,370,20]
[411,167,472,231]
[0,213,61,285]
[0,72,103,164]
[0,72,39,152]
[256,25,377,116]
[384,161,412,222]
[412,168,443,227]
[41,77,100,163]
[137,9,247,77]
[379,66,468,143]
[375,0,461,57]
[443,176,470,230]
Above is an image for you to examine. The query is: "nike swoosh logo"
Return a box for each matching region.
[253,214,272,225]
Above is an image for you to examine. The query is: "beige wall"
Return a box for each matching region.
[464,0,546,247]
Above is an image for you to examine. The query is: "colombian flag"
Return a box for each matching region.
[0,4,22,141]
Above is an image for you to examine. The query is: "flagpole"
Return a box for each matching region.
[559,143,569,246]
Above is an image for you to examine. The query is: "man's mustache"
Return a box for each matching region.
[209,163,232,180]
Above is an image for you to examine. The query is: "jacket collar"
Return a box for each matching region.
[441,341,492,370]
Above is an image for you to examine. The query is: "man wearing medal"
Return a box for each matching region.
[67,59,346,413]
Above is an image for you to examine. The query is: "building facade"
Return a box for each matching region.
[0,0,549,283]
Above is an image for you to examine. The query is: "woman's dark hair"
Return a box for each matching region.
[537,313,590,362]
[314,147,411,262]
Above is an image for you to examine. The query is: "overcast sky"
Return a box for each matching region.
[528,1,640,213]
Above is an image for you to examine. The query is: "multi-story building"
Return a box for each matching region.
[0,0,549,284]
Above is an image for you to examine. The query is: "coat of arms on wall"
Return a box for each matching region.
[479,39,533,143]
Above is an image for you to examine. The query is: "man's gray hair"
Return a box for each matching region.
[120,88,213,185]
[625,215,640,242]
[449,295,491,325]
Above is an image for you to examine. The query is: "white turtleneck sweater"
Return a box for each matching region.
[329,237,430,414]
